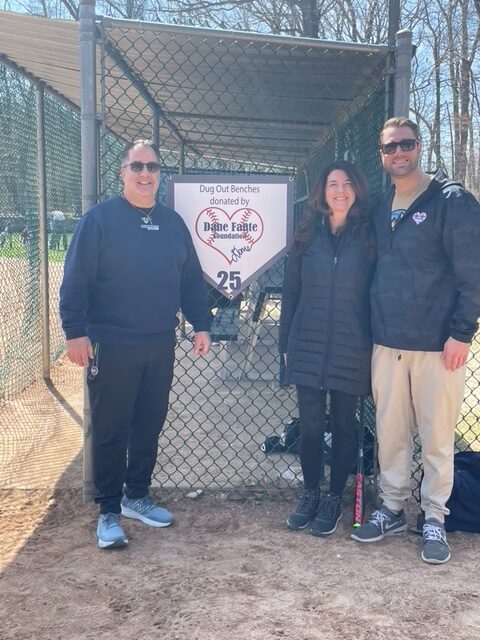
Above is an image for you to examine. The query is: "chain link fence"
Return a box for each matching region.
[97,21,381,496]
[0,61,83,489]
[1,19,479,503]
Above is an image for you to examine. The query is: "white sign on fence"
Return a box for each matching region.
[168,175,294,298]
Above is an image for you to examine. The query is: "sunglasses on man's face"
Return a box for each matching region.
[379,139,419,155]
[123,161,161,173]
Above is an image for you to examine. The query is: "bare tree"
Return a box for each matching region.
[7,0,480,194]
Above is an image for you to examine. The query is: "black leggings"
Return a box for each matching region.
[296,385,358,496]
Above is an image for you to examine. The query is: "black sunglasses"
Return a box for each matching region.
[123,161,161,173]
[380,139,419,155]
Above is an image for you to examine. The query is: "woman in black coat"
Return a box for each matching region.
[279,160,375,536]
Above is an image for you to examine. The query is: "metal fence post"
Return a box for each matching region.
[152,109,160,149]
[36,83,51,381]
[179,140,185,175]
[79,0,97,503]
[393,30,413,118]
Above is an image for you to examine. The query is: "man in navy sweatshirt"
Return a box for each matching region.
[60,139,211,549]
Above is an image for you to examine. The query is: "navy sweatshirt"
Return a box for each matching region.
[60,196,210,345]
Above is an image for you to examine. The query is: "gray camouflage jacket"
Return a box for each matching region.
[371,169,480,351]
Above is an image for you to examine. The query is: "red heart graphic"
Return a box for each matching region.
[195,207,264,265]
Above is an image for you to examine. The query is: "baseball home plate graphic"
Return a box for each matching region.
[168,176,294,298]
[196,207,264,265]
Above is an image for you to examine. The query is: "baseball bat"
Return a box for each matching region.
[353,398,366,528]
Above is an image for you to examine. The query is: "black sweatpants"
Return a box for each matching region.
[296,385,358,496]
[87,336,175,514]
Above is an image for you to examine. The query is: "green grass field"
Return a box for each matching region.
[0,234,69,263]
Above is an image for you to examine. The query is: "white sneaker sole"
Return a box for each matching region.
[310,512,342,537]
[97,536,128,549]
[121,506,173,528]
[351,523,407,543]
[421,549,451,564]
[286,519,314,531]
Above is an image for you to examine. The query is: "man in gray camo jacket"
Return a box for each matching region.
[351,117,480,565]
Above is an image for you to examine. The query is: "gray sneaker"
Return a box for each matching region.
[421,518,451,564]
[96,512,128,549]
[350,504,407,542]
[121,494,174,528]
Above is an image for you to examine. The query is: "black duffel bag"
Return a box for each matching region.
[445,451,480,533]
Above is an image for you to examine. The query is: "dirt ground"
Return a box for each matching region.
[1,482,480,640]
[1,284,480,639]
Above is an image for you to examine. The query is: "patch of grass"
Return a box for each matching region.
[48,246,69,263]
[0,235,27,258]
[0,234,69,263]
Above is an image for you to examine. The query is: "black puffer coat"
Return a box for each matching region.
[278,216,374,396]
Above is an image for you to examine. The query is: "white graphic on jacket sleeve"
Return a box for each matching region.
[412,211,427,225]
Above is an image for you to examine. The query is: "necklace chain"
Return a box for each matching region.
[122,194,156,224]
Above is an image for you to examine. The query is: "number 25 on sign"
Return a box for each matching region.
[218,271,241,295]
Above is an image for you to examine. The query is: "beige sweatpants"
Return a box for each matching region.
[372,344,467,522]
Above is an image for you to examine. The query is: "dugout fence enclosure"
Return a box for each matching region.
[1,6,478,501]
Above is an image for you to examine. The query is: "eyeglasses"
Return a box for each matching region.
[123,161,161,173]
[379,139,419,155]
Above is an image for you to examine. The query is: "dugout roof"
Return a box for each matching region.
[0,10,390,167]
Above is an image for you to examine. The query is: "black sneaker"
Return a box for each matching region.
[310,492,342,536]
[350,504,407,542]
[421,518,451,564]
[287,489,320,530]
